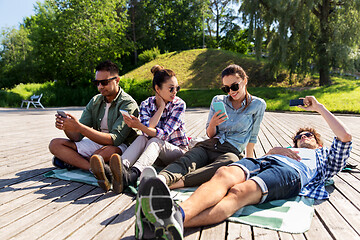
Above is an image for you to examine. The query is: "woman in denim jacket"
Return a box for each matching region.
[157,64,266,189]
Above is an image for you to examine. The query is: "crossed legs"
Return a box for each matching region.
[179,165,262,227]
[49,138,121,170]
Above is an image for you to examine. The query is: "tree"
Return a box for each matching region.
[25,0,131,86]
[0,26,34,88]
[127,0,206,62]
[240,0,360,85]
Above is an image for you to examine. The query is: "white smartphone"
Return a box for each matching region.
[120,110,131,118]
[213,102,228,120]
[57,110,67,118]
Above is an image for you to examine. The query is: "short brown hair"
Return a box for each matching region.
[292,127,323,148]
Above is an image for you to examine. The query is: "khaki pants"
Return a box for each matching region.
[159,138,243,187]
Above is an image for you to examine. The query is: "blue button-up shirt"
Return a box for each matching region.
[206,95,266,152]
[298,137,352,199]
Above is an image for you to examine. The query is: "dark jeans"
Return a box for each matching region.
[159,138,243,186]
[231,156,301,204]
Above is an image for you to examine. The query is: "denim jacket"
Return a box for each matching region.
[206,94,266,152]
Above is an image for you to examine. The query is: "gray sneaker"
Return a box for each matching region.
[135,166,158,239]
[90,155,112,192]
[139,177,183,240]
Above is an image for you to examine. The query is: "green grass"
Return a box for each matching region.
[123,48,278,88]
[1,48,359,113]
[178,76,360,113]
[1,76,359,113]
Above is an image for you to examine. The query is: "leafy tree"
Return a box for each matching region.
[25,0,131,86]
[127,0,206,62]
[0,27,34,88]
[240,0,360,85]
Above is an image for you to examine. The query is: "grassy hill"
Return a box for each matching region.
[122,48,275,89]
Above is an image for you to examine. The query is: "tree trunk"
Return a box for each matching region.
[318,0,331,86]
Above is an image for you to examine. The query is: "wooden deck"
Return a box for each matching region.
[0,107,359,240]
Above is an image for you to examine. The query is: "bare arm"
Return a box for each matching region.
[245,143,255,158]
[206,110,227,138]
[298,96,352,142]
[57,113,114,145]
[123,115,157,137]
[148,93,166,128]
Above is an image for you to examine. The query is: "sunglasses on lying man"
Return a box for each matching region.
[92,76,117,86]
[294,132,314,141]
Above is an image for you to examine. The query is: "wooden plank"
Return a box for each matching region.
[304,212,332,240]
[200,222,227,240]
[314,200,359,239]
[69,194,134,239]
[227,222,252,240]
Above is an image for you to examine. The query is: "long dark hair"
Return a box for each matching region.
[151,65,176,90]
[221,64,251,111]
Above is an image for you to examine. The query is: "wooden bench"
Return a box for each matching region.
[21,94,45,109]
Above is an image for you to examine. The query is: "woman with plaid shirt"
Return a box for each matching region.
[90,65,188,194]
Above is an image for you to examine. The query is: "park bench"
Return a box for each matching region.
[20,93,45,109]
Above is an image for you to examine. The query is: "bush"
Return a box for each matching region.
[138,47,161,64]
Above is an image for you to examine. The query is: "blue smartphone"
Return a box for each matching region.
[213,102,228,120]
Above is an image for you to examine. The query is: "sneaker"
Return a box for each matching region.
[52,156,77,170]
[90,154,112,192]
[139,177,183,240]
[135,166,158,239]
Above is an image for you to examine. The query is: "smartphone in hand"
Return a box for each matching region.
[213,102,229,120]
[289,99,304,106]
[57,110,67,118]
[120,110,131,118]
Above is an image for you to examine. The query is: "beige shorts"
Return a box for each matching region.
[75,138,127,158]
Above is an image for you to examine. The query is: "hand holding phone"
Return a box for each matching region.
[120,110,131,118]
[213,102,228,120]
[289,99,304,106]
[57,110,67,118]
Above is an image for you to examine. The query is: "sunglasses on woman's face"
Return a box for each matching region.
[92,76,117,87]
[221,82,241,93]
[169,86,181,93]
[294,132,314,141]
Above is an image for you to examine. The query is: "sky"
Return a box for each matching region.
[0,0,45,29]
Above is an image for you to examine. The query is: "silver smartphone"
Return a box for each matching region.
[57,110,67,118]
[120,110,131,118]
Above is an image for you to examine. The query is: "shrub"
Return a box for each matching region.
[138,47,161,64]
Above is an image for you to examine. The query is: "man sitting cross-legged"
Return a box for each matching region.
[135,96,352,240]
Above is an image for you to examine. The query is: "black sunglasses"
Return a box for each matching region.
[221,82,241,93]
[169,86,181,93]
[92,76,117,87]
[294,132,314,141]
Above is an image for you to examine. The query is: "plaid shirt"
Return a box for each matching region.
[299,137,352,199]
[139,96,188,148]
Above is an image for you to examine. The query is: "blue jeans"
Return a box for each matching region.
[230,156,301,204]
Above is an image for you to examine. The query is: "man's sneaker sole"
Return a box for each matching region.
[90,155,111,192]
[109,154,124,194]
[139,178,183,240]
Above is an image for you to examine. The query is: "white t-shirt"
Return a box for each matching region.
[100,103,112,133]
[274,148,318,188]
